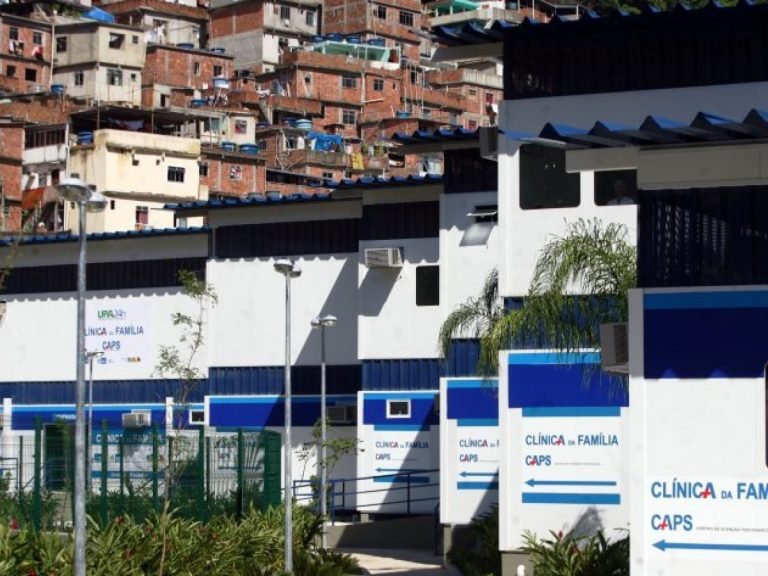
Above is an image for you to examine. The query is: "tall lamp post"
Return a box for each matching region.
[56,178,106,576]
[86,350,104,492]
[310,314,336,549]
[274,258,301,574]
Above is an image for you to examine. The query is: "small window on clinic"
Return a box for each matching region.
[595,170,638,206]
[387,399,411,418]
[519,144,580,210]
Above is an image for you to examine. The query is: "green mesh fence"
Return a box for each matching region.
[0,421,281,529]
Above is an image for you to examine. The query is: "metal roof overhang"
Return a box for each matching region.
[165,192,332,216]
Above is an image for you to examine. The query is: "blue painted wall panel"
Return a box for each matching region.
[2,365,362,405]
[362,359,441,390]
[445,340,480,377]
[208,395,357,428]
[2,379,201,405]
[209,365,361,395]
[12,405,167,431]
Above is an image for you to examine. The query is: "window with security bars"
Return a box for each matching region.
[638,186,768,287]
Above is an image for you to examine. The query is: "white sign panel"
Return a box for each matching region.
[357,391,439,514]
[630,287,768,576]
[440,378,499,525]
[86,299,152,378]
[499,351,629,551]
[92,429,162,481]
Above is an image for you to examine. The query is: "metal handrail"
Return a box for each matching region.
[293,468,440,521]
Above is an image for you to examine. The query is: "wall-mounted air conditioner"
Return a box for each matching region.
[600,322,628,375]
[122,411,152,428]
[364,247,403,268]
[326,405,356,424]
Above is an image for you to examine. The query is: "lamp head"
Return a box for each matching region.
[311,314,337,329]
[56,177,92,202]
[274,258,301,278]
[56,178,107,213]
[86,191,107,213]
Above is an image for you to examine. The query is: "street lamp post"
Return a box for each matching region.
[86,350,104,492]
[56,178,106,576]
[274,258,301,574]
[310,314,336,549]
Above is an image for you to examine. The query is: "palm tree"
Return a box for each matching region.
[440,218,636,375]
[438,268,504,363]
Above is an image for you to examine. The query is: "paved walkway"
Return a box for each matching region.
[340,548,449,576]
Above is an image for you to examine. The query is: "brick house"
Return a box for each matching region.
[322,0,423,63]
[0,15,53,95]
[103,0,209,49]
[208,0,321,71]
[200,144,266,198]
[142,43,234,108]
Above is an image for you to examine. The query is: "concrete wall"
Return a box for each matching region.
[497,80,768,298]
[0,235,208,382]
[68,129,202,233]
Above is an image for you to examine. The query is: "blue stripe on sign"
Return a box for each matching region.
[522,407,621,418]
[446,379,498,389]
[364,392,437,400]
[373,476,431,484]
[373,424,428,431]
[644,305,768,379]
[522,492,621,505]
[458,481,499,490]
[644,290,768,310]
[447,386,498,421]
[457,418,498,426]
[507,352,601,365]
[509,363,627,409]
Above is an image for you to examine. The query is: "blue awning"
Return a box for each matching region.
[498,108,768,149]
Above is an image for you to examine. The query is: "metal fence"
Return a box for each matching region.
[0,419,281,531]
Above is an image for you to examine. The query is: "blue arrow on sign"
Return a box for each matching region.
[460,471,497,478]
[525,478,617,488]
[654,540,768,552]
[375,467,428,473]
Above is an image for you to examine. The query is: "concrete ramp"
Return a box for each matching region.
[340,548,447,576]
[328,515,438,550]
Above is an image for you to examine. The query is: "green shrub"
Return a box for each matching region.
[1,503,351,575]
[447,504,500,576]
[521,530,629,576]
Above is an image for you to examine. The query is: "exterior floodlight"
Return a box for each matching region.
[274,258,301,278]
[311,314,337,329]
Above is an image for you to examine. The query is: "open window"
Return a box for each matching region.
[109,33,125,49]
[595,169,638,206]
